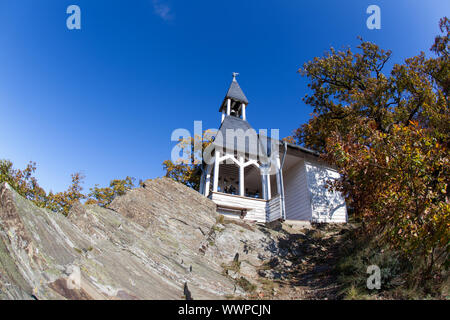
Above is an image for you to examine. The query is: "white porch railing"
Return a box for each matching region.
[210,192,282,223]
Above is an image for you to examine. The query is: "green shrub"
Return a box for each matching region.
[335,229,418,299]
[216,214,225,224]
[236,277,256,292]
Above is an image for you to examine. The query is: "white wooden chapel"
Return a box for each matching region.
[199,74,347,223]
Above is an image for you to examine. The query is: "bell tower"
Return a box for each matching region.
[219,72,249,122]
[200,72,273,201]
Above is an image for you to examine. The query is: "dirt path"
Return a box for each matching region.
[251,223,352,300]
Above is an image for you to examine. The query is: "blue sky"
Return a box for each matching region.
[0,0,448,192]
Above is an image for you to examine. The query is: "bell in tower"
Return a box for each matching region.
[219,72,249,122]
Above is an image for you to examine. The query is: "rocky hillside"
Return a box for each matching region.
[0,178,298,299]
[0,177,352,300]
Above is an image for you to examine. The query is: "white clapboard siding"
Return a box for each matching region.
[283,159,312,221]
[305,161,347,223]
[211,192,267,222]
[266,194,282,222]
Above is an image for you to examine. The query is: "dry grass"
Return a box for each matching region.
[221,217,255,231]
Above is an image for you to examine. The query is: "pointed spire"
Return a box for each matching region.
[224,73,248,104]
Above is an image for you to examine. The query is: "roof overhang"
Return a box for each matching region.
[283,142,320,157]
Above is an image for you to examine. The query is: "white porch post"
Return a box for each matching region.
[204,164,212,197]
[239,156,245,196]
[267,174,271,199]
[241,103,246,121]
[221,111,225,122]
[276,157,282,196]
[226,99,231,116]
[275,155,286,220]
[213,150,220,192]
[261,173,268,200]
[199,169,205,195]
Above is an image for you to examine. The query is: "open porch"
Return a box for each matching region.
[200,149,284,222]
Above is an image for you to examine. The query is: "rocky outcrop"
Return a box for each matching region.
[0,178,287,300]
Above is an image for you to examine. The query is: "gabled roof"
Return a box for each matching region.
[218,114,253,132]
[284,142,320,157]
[263,136,320,157]
[212,116,265,157]
[211,117,320,160]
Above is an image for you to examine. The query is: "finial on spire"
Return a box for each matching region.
[232,72,239,81]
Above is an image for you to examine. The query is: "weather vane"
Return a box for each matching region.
[232,72,239,80]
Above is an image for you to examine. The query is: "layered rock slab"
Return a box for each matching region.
[0,178,283,300]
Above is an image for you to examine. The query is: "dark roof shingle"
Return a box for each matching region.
[213,116,264,156]
[225,79,248,104]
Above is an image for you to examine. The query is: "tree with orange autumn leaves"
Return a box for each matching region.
[0,160,48,208]
[163,130,215,190]
[0,160,86,215]
[85,176,135,208]
[295,18,449,278]
[0,159,135,214]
